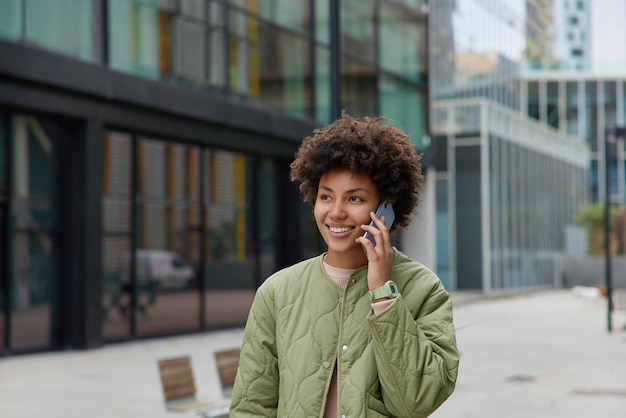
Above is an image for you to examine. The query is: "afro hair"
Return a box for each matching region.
[290,112,424,231]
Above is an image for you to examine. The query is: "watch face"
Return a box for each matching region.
[389,281,399,296]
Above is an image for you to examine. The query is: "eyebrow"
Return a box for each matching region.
[319,185,371,194]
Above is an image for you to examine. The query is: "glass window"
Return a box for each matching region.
[585,81,597,148]
[528,81,540,120]
[314,0,330,44]
[258,159,278,281]
[342,55,377,117]
[101,132,133,341]
[102,133,266,338]
[10,115,59,351]
[108,0,160,79]
[622,82,626,128]
[379,4,425,82]
[604,81,617,132]
[203,150,254,328]
[229,8,255,95]
[258,0,311,34]
[135,139,201,336]
[435,176,452,290]
[341,0,375,64]
[0,0,102,62]
[394,0,428,12]
[172,14,208,82]
[547,81,559,129]
[315,45,331,123]
[0,112,5,352]
[0,0,22,40]
[454,144,482,289]
[566,81,579,136]
[24,0,98,62]
[256,19,311,116]
[379,73,427,149]
[431,0,524,105]
[208,0,228,88]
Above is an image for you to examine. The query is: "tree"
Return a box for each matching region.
[573,203,624,255]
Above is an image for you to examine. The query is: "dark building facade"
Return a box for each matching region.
[0,0,429,354]
[0,39,318,353]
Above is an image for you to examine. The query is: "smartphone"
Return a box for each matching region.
[363,201,395,248]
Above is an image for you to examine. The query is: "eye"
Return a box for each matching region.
[318,194,331,201]
[349,196,364,202]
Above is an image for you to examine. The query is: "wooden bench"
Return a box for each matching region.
[214,348,241,397]
[157,349,240,417]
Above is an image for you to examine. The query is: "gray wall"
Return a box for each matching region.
[561,256,626,289]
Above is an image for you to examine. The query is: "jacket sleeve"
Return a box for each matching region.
[229,286,279,418]
[367,278,459,417]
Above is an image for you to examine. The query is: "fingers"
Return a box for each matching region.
[357,211,390,253]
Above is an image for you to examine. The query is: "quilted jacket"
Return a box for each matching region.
[230,248,459,417]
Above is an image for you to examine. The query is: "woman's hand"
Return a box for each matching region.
[356,211,394,291]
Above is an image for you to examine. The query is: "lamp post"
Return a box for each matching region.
[604,126,626,332]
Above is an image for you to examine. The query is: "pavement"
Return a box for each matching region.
[0,289,625,418]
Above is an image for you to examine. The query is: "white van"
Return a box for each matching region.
[132,249,195,290]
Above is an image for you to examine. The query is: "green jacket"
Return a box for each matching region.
[230,248,459,417]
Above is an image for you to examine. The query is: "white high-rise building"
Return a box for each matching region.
[553,0,591,70]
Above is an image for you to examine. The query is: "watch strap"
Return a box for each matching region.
[368,280,399,301]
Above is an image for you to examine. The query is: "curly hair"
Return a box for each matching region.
[290,112,424,231]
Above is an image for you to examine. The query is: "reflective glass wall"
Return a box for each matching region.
[0,112,61,352]
[0,0,103,63]
[0,113,5,352]
[0,0,430,149]
[429,0,525,111]
[523,76,626,204]
[432,101,589,290]
[1,0,431,348]
[101,131,277,341]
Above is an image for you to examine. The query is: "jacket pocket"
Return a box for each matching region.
[367,394,391,417]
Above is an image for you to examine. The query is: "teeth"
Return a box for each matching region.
[329,226,352,233]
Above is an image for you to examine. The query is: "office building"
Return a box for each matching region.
[0,0,429,354]
[429,0,589,291]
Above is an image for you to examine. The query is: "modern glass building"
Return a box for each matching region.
[522,74,626,204]
[0,0,430,354]
[431,99,588,290]
[429,0,590,291]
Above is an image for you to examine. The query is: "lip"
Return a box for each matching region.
[326,224,356,236]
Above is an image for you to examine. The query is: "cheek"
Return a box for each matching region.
[313,204,325,223]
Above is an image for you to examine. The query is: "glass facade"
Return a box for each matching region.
[429,1,593,291]
[0,113,61,352]
[429,0,525,110]
[0,112,5,352]
[0,0,430,351]
[0,0,429,147]
[101,132,277,340]
[432,100,589,290]
[523,76,626,203]
[0,0,102,63]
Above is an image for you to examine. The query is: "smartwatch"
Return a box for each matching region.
[368,280,399,302]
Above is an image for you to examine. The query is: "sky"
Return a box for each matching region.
[590,0,626,71]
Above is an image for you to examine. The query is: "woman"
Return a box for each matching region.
[230,113,459,417]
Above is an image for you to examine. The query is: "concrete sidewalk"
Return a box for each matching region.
[0,289,624,417]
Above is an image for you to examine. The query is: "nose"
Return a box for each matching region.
[329,201,347,219]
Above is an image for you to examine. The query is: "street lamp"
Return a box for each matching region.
[604,126,626,332]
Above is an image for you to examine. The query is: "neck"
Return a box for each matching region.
[324,247,368,269]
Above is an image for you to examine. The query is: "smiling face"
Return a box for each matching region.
[314,167,380,268]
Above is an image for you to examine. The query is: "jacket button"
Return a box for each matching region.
[342,344,348,352]
[323,361,330,368]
